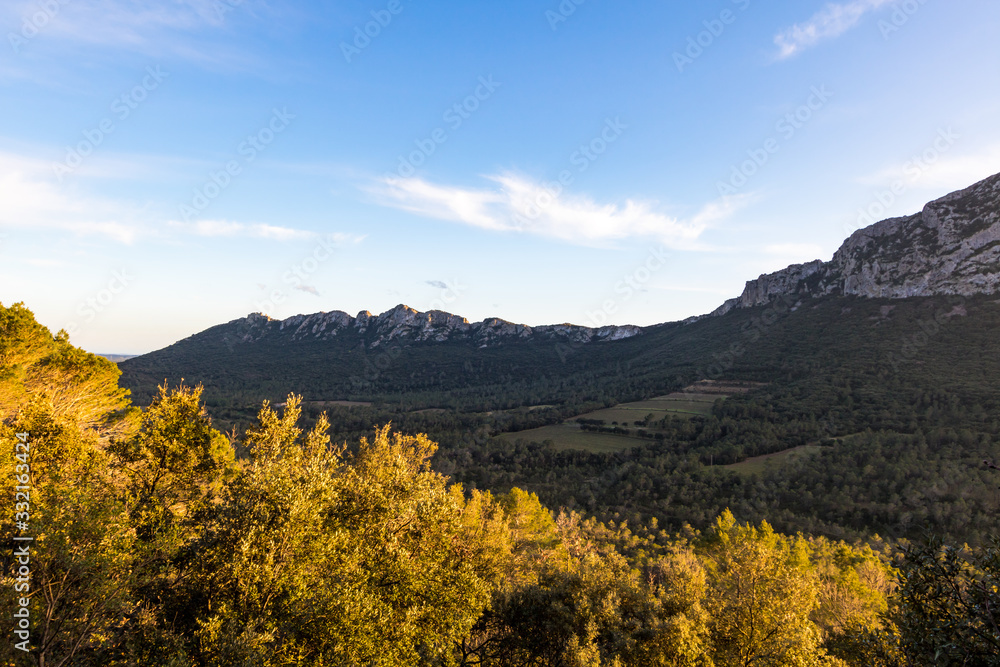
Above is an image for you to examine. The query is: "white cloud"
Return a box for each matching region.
[378,176,505,231]
[0,151,140,242]
[167,220,315,241]
[371,172,734,249]
[688,195,756,230]
[1,0,272,70]
[774,0,892,60]
[0,149,316,244]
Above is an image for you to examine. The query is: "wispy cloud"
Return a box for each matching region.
[2,0,252,37]
[1,0,273,71]
[0,151,140,242]
[0,149,315,244]
[774,0,892,60]
[167,220,314,241]
[371,172,737,249]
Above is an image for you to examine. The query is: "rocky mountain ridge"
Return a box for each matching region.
[711,170,1000,316]
[171,171,1000,352]
[221,304,643,350]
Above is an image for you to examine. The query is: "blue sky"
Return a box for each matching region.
[1,0,998,354]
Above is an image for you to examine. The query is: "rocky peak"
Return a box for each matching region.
[354,311,374,332]
[711,170,1000,316]
[225,304,642,349]
[245,312,273,325]
[426,310,471,327]
[379,304,419,325]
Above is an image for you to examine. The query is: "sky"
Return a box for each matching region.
[1,0,999,354]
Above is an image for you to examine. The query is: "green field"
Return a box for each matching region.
[496,424,645,452]
[496,388,725,452]
[578,393,719,424]
[723,445,826,475]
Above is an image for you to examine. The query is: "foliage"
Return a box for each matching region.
[0,301,131,437]
[701,511,828,666]
[182,404,512,666]
[891,538,1000,665]
[3,301,1000,664]
[0,340,137,664]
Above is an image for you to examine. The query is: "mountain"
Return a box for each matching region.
[118,300,656,408]
[119,171,1000,412]
[711,171,1000,316]
[113,170,1000,549]
[222,304,642,350]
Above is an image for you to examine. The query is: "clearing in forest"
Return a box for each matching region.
[496,381,756,452]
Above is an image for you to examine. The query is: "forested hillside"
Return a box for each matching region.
[60,174,1000,663]
[3,301,1000,665]
[119,293,1000,546]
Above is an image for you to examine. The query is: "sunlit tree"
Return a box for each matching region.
[702,510,836,666]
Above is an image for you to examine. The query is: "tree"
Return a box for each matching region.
[0,302,130,437]
[0,390,137,667]
[108,383,234,540]
[891,538,1000,665]
[187,403,512,665]
[628,547,714,667]
[102,384,236,665]
[807,536,900,665]
[461,511,712,667]
[0,304,141,666]
[702,510,835,666]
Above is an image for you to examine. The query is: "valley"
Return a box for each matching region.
[117,164,1000,546]
[119,287,1000,545]
[10,4,999,662]
[8,170,1000,666]
[495,381,738,452]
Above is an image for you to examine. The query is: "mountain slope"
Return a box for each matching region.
[221,304,641,349]
[713,171,1000,315]
[118,303,653,407]
[120,171,1000,410]
[114,170,1000,545]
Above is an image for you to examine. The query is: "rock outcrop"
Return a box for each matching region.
[224,303,642,350]
[713,170,1000,315]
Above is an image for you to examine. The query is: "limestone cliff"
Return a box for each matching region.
[226,303,642,350]
[712,170,1000,316]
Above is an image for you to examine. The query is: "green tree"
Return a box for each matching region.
[464,511,712,667]
[0,393,137,666]
[626,547,714,667]
[188,403,511,665]
[891,538,1000,665]
[808,537,899,665]
[103,384,236,665]
[109,383,235,540]
[0,302,130,437]
[0,304,138,666]
[702,510,835,667]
